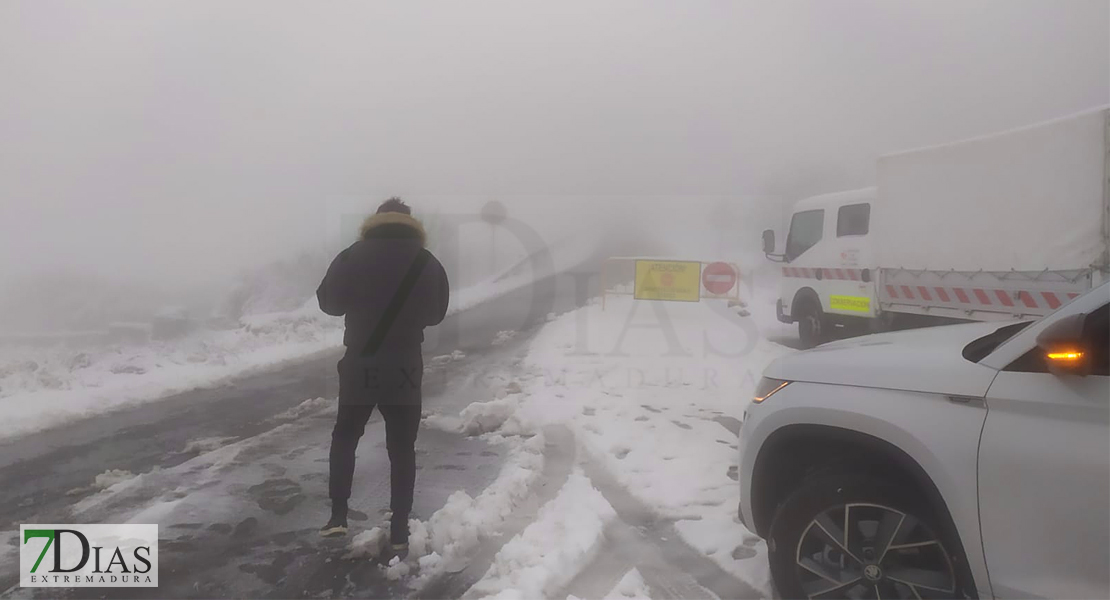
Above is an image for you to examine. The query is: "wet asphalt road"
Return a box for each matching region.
[0,262,599,599]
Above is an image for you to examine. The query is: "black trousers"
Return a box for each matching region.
[328,400,422,517]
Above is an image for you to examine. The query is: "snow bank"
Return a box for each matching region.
[602,569,651,600]
[413,433,544,560]
[341,432,550,588]
[0,298,343,440]
[94,469,136,489]
[268,396,331,423]
[346,527,389,560]
[467,470,616,599]
[182,436,237,454]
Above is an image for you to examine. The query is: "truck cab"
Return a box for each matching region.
[764,188,877,347]
[765,108,1107,349]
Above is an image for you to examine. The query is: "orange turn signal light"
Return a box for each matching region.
[1046,350,1084,362]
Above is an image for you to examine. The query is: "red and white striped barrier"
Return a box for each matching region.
[783,266,1091,316]
[883,284,1079,311]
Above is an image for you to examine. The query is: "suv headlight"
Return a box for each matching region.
[752,377,790,404]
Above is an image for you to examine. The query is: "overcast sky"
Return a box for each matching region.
[1,0,1107,287]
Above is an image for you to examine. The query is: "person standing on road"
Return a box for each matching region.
[315,197,450,558]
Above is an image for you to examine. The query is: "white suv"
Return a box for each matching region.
[739,282,1109,599]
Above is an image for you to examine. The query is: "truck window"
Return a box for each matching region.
[785,209,823,261]
[837,203,870,236]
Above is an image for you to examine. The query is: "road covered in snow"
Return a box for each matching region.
[1,261,799,599]
[417,293,793,599]
[0,254,589,594]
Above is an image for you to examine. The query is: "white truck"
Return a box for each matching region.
[763,106,1110,347]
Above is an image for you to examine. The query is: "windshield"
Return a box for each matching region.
[785,209,824,261]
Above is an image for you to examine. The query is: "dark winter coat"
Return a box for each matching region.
[317,212,450,404]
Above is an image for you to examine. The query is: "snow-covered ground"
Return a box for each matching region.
[13,279,802,598]
[419,289,795,598]
[466,469,616,599]
[0,299,343,440]
[0,234,601,441]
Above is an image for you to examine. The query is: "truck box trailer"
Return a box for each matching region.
[764,106,1109,347]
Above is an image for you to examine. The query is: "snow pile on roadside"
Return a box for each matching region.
[601,569,651,600]
[93,469,136,489]
[182,436,237,454]
[492,330,517,346]
[344,433,547,585]
[414,433,544,564]
[268,396,332,423]
[422,377,527,437]
[454,381,528,436]
[467,470,616,599]
[345,527,389,560]
[448,294,792,596]
[0,297,344,440]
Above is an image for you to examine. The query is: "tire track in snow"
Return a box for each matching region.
[414,424,577,599]
[418,422,763,599]
[552,439,763,600]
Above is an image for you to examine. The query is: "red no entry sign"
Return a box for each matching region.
[702,262,738,294]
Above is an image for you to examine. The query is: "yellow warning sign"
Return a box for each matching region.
[830,295,871,313]
[634,260,701,302]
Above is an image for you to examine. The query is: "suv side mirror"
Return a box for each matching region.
[762,229,776,255]
[1036,312,1089,375]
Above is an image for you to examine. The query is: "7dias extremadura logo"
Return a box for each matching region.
[19,524,158,588]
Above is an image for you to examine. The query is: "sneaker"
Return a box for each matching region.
[320,500,349,537]
[319,515,348,538]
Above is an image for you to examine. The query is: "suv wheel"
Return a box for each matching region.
[767,467,968,599]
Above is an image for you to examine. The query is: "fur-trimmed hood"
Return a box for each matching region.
[359,212,426,246]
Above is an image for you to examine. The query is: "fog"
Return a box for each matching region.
[1,0,1107,331]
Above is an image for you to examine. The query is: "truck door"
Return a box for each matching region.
[781,208,825,320]
[977,303,1109,598]
[825,202,876,317]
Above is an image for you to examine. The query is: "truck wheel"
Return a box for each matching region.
[796,300,827,348]
[767,467,969,600]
